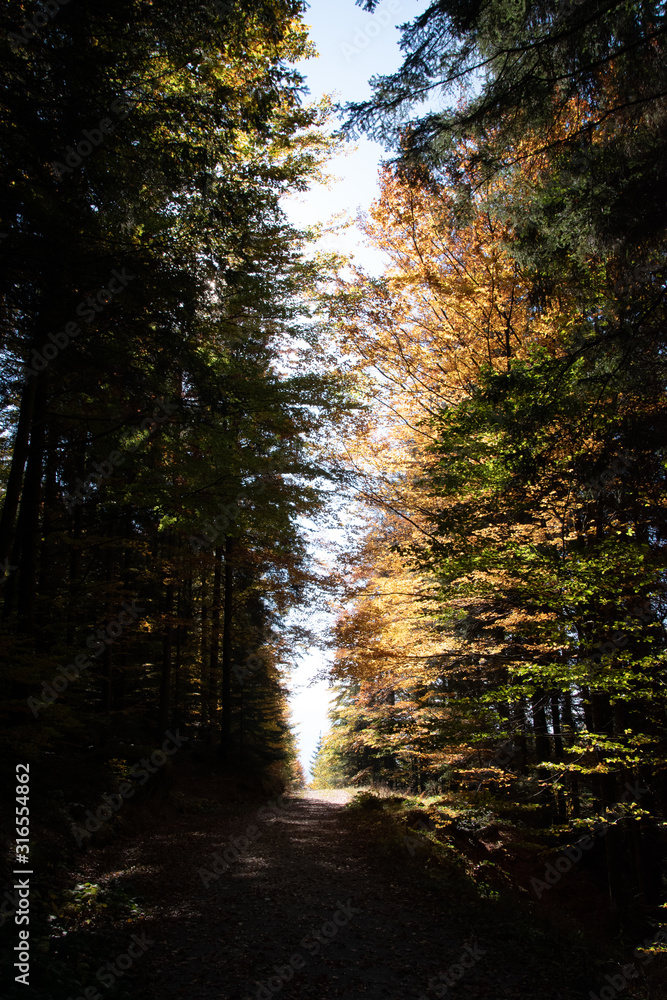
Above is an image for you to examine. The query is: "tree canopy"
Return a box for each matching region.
[307,0,667,924]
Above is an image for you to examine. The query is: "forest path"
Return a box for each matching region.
[91,789,586,1000]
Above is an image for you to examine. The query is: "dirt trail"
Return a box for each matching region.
[88,790,587,1000]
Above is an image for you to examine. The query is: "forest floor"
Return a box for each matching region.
[66,784,667,1000]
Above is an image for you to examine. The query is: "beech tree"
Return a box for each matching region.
[308,1,667,924]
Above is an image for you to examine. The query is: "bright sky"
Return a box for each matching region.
[286,0,420,275]
[284,0,426,782]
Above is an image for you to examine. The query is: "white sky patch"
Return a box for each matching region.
[283,0,430,277]
[283,0,430,780]
[289,647,334,781]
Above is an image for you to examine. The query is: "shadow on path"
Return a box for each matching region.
[95,791,592,1000]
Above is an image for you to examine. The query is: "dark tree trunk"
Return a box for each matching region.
[16,375,47,629]
[550,692,564,759]
[532,690,551,763]
[512,697,529,773]
[209,546,222,748]
[102,536,115,716]
[220,535,234,762]
[37,417,59,619]
[158,571,175,738]
[66,432,87,645]
[0,373,38,570]
[561,691,580,816]
[200,574,209,732]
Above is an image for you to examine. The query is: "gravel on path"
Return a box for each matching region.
[87,789,592,1000]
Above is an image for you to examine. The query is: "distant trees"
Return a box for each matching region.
[325,0,667,914]
[0,0,348,775]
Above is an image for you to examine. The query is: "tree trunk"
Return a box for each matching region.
[158,575,174,738]
[66,431,87,645]
[561,691,580,816]
[220,535,234,762]
[209,546,222,748]
[532,690,551,763]
[0,374,38,570]
[37,417,58,622]
[103,535,115,717]
[512,697,529,773]
[200,574,209,732]
[550,692,564,759]
[16,375,47,629]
